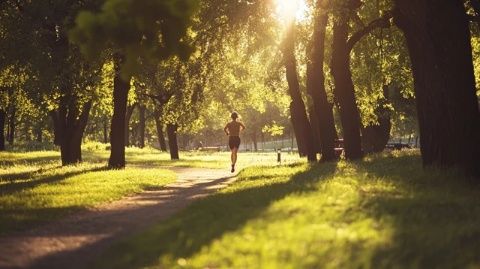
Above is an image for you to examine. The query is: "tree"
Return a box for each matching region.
[0,0,102,164]
[108,55,131,168]
[283,24,317,161]
[393,0,480,177]
[330,1,364,160]
[70,0,197,168]
[306,0,338,161]
[329,0,394,160]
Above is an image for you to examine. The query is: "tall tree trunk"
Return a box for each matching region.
[7,104,15,145]
[167,123,179,160]
[109,55,131,168]
[23,121,31,142]
[103,116,108,143]
[154,107,167,151]
[330,14,363,160]
[283,24,317,162]
[252,130,258,151]
[51,100,92,165]
[124,103,136,147]
[51,109,64,146]
[138,104,146,148]
[35,123,42,143]
[158,123,167,151]
[393,0,480,177]
[308,105,322,154]
[307,0,338,162]
[362,86,392,153]
[0,109,5,151]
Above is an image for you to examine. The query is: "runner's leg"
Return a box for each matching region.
[232,147,238,165]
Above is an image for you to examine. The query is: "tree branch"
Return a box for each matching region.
[468,14,480,23]
[347,11,393,53]
[470,0,480,16]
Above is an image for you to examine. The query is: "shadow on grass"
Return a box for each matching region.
[92,162,338,269]
[0,166,109,234]
[0,155,60,166]
[0,169,43,182]
[352,154,480,268]
[0,166,107,195]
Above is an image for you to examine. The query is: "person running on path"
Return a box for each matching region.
[224,111,246,173]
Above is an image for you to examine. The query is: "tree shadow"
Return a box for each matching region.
[351,153,480,268]
[90,162,338,269]
[0,166,107,195]
[0,166,63,182]
[0,155,60,166]
[0,166,108,235]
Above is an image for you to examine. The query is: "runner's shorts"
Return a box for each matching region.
[228,136,241,150]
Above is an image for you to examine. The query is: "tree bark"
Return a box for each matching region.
[138,104,146,148]
[7,102,15,145]
[308,105,322,154]
[109,55,131,168]
[167,123,179,160]
[51,100,92,165]
[283,24,317,162]
[330,14,363,160]
[393,0,480,177]
[35,123,42,143]
[307,3,338,161]
[154,107,167,151]
[252,130,258,151]
[103,116,108,143]
[0,109,5,151]
[362,86,392,153]
[124,103,136,147]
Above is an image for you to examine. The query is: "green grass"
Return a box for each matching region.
[0,151,178,234]
[83,147,300,169]
[0,147,295,235]
[0,145,300,169]
[93,150,480,269]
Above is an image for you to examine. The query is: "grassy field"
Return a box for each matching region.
[0,144,300,169]
[0,146,183,234]
[93,150,480,269]
[0,146,297,234]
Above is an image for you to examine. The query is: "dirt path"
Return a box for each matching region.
[0,167,237,269]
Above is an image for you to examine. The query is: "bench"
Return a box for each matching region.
[198,146,221,152]
[386,143,411,150]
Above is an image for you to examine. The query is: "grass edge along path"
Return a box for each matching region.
[0,164,176,234]
[94,151,480,269]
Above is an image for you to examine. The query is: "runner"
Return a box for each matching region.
[224,111,246,173]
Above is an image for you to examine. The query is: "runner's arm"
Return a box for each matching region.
[240,122,246,131]
[224,124,229,135]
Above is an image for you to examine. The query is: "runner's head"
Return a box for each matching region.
[231,111,239,120]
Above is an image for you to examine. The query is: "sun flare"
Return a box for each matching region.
[275,0,309,23]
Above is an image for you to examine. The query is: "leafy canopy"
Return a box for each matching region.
[69,0,198,77]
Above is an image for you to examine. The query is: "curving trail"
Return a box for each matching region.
[0,167,237,269]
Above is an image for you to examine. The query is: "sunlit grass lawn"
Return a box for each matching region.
[0,146,296,235]
[94,150,480,269]
[0,143,300,169]
[0,162,176,234]
[84,146,300,169]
